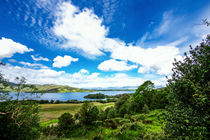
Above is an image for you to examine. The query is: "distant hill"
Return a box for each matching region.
[1,83,94,93]
[35,84,94,93]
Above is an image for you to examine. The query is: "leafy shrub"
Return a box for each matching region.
[164,35,210,139]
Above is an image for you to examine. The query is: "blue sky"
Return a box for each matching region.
[0,0,209,88]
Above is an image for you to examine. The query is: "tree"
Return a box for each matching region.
[129,81,155,113]
[115,94,130,117]
[164,35,210,139]
[150,88,169,109]
[77,101,99,125]
[105,106,117,119]
[0,73,40,140]
[57,113,75,136]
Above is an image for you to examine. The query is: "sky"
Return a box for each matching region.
[0,0,209,89]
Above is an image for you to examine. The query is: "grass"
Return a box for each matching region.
[39,102,114,123]
[68,109,165,139]
[40,108,166,139]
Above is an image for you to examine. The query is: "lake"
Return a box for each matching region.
[9,90,134,101]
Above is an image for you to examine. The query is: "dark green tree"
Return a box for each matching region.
[57,113,75,136]
[150,88,169,109]
[106,106,117,119]
[129,80,155,113]
[77,101,99,125]
[115,94,130,117]
[164,35,210,139]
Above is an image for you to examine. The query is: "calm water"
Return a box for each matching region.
[9,91,134,101]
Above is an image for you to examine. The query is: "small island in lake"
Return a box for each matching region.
[84,93,132,99]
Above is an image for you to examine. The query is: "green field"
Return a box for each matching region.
[39,102,115,123]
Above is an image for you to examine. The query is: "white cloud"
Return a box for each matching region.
[156,11,172,35]
[106,39,182,75]
[51,2,182,76]
[0,64,65,85]
[98,59,137,71]
[72,69,89,79]
[0,37,33,59]
[31,55,49,61]
[19,61,48,69]
[0,64,167,88]
[80,69,89,74]
[53,55,78,68]
[102,0,118,23]
[53,2,108,57]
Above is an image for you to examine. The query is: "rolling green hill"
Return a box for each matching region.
[0,83,94,93]
[35,84,94,93]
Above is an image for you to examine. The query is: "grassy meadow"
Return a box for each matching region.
[40,102,115,123]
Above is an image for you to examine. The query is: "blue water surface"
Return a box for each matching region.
[8,91,134,101]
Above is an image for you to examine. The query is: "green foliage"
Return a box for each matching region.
[142,104,149,114]
[164,35,210,139]
[41,109,166,139]
[150,88,169,109]
[115,94,130,117]
[112,81,169,118]
[77,101,99,125]
[105,106,117,119]
[129,81,155,113]
[84,93,105,99]
[57,113,75,136]
[58,113,75,130]
[0,76,40,140]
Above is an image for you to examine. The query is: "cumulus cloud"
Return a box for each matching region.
[79,69,89,74]
[53,2,108,57]
[72,69,89,79]
[31,55,49,61]
[0,64,65,84]
[98,59,137,71]
[0,37,33,59]
[53,55,78,68]
[52,2,182,75]
[106,39,182,75]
